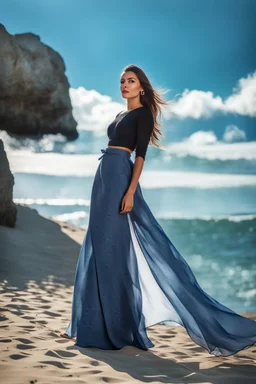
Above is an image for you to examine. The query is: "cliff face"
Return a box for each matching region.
[0,24,78,140]
[0,139,17,227]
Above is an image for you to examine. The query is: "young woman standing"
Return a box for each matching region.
[61,64,256,357]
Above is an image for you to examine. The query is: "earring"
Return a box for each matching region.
[140,90,145,95]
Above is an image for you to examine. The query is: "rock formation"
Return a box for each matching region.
[0,139,17,227]
[0,24,78,140]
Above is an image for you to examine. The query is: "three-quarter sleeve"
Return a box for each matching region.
[135,108,154,160]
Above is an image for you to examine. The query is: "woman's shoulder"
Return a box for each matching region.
[136,106,154,135]
[137,105,153,122]
[138,105,151,113]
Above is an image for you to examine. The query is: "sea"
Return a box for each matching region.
[1,128,256,314]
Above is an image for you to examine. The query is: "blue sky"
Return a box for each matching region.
[1,0,256,141]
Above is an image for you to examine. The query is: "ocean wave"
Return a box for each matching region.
[51,211,88,222]
[151,155,256,174]
[8,151,97,177]
[156,212,256,222]
[165,141,256,160]
[13,198,90,206]
[142,171,256,189]
[13,199,256,224]
[7,152,256,188]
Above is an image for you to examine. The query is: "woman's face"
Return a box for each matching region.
[120,71,143,100]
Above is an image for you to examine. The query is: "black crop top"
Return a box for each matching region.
[107,106,154,160]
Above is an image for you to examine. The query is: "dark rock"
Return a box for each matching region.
[0,24,78,140]
[0,139,17,227]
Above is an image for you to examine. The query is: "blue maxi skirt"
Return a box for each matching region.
[65,147,256,356]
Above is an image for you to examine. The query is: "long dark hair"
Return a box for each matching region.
[121,64,169,152]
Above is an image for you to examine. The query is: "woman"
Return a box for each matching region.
[60,64,256,356]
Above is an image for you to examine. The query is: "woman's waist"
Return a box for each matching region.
[107,145,133,155]
[98,146,133,160]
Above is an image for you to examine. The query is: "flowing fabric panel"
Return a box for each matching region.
[127,213,183,328]
[127,165,256,356]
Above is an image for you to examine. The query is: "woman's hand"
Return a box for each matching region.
[120,192,134,214]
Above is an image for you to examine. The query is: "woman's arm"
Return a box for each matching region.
[120,108,154,213]
[127,108,154,195]
[126,156,145,195]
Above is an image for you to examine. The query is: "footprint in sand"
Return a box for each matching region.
[167,330,178,334]
[48,331,61,338]
[158,335,175,339]
[30,320,48,325]
[86,370,103,374]
[10,298,26,302]
[101,377,125,383]
[173,351,187,356]
[89,360,100,366]
[15,338,34,344]
[189,346,205,352]
[45,349,78,358]
[40,360,71,369]
[16,344,36,350]
[43,311,62,317]
[9,310,25,316]
[7,304,33,310]
[55,339,72,344]
[22,316,36,320]
[158,344,172,348]
[10,354,29,360]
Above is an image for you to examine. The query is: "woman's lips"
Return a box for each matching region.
[122,90,129,93]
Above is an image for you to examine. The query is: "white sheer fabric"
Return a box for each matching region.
[127,213,183,328]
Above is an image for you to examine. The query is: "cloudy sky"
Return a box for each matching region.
[1,0,256,141]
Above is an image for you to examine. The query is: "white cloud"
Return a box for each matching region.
[225,73,256,117]
[165,133,256,160]
[69,71,256,134]
[165,71,256,119]
[69,86,125,134]
[166,90,224,119]
[185,130,217,145]
[223,125,246,143]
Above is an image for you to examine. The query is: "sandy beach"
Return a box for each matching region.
[0,204,255,384]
